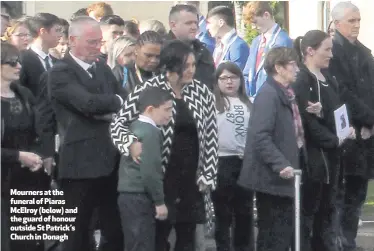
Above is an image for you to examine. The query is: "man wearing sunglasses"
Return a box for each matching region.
[1,2,11,36]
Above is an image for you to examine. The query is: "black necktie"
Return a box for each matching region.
[87,64,96,78]
[44,56,51,70]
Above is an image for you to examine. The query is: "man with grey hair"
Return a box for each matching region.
[329,2,374,251]
[46,16,125,251]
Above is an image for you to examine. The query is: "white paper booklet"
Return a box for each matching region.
[334,104,350,140]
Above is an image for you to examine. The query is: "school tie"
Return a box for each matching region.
[44,56,51,71]
[87,64,96,79]
[255,36,267,71]
[122,67,128,87]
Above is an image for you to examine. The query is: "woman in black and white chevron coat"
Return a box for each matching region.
[110,40,218,251]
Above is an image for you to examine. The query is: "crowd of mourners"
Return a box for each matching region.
[1,1,374,251]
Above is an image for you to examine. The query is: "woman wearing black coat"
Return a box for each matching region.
[1,42,47,251]
[292,30,355,251]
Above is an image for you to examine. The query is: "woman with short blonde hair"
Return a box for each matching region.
[107,35,137,88]
[2,17,32,51]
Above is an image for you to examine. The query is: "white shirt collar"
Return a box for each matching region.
[138,115,158,128]
[69,51,92,72]
[30,44,49,60]
[263,23,278,41]
[221,29,236,46]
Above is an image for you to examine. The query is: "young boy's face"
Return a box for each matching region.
[152,100,173,126]
[41,24,62,49]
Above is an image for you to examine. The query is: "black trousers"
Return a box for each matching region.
[339,175,369,251]
[1,197,10,251]
[211,156,255,251]
[7,168,49,251]
[302,181,339,251]
[155,220,196,251]
[117,193,155,251]
[59,173,123,251]
[256,192,294,251]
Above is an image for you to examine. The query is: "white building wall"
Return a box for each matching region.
[288,0,323,39]
[24,1,176,28]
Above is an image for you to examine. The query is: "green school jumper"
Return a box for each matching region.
[117,119,164,206]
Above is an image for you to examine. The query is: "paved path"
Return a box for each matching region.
[197,223,374,251]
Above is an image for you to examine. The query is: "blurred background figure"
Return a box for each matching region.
[139,19,167,37]
[1,2,11,36]
[99,15,125,62]
[327,20,335,38]
[206,5,249,70]
[49,18,69,59]
[2,17,32,51]
[108,35,136,89]
[87,1,113,22]
[123,20,140,39]
[70,7,88,21]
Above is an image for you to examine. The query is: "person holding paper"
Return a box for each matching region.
[292,30,355,251]
[328,3,374,250]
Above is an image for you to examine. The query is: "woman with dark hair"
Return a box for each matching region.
[212,62,254,251]
[111,40,218,251]
[124,30,163,93]
[238,47,304,251]
[292,30,355,251]
[1,42,45,251]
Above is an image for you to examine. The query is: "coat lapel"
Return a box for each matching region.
[267,77,293,112]
[63,54,94,89]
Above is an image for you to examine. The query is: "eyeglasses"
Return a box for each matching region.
[12,33,31,38]
[1,58,21,67]
[86,39,105,46]
[218,75,240,82]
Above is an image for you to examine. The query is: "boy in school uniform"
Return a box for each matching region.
[242,1,293,97]
[117,87,173,251]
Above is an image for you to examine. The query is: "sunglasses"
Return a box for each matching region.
[2,58,21,67]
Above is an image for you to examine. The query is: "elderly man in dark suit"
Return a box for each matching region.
[329,2,374,251]
[47,16,124,251]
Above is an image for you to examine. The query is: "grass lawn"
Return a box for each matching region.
[363,181,374,218]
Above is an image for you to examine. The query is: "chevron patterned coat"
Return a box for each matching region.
[110,74,218,189]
